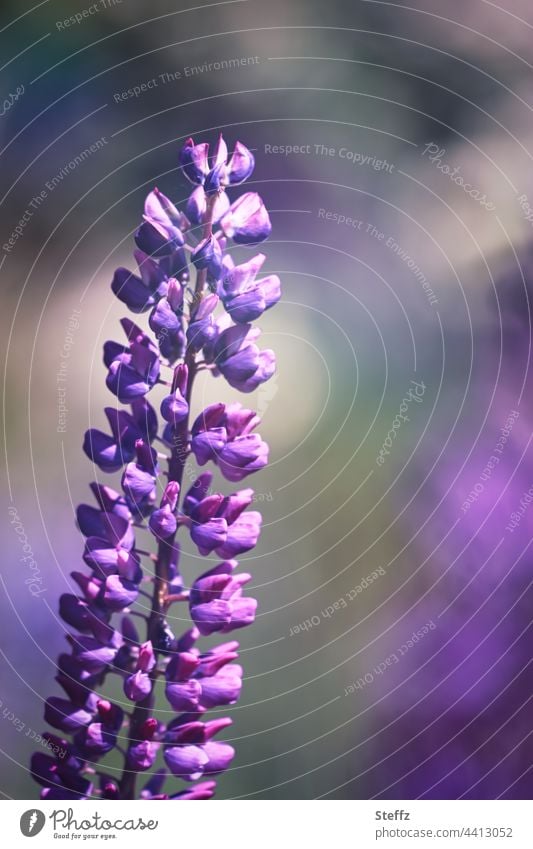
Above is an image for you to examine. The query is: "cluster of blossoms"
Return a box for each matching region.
[31,135,279,800]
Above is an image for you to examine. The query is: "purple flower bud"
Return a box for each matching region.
[130,397,158,442]
[191,402,226,432]
[44,698,94,733]
[164,719,234,770]
[149,504,177,539]
[191,235,223,282]
[159,328,186,364]
[59,595,106,633]
[191,427,227,466]
[160,389,188,426]
[182,472,214,515]
[100,778,120,799]
[102,575,139,611]
[135,189,185,256]
[186,186,229,226]
[204,161,226,196]
[149,294,182,337]
[191,402,261,469]
[164,744,209,781]
[214,324,276,392]
[179,138,210,184]
[121,614,140,642]
[70,572,102,603]
[74,722,117,757]
[176,627,201,653]
[83,408,142,473]
[31,747,93,800]
[187,293,219,351]
[111,251,169,313]
[106,323,161,402]
[167,649,200,679]
[223,274,281,324]
[71,634,122,672]
[111,267,159,313]
[145,188,185,228]
[197,641,239,675]
[223,403,261,439]
[190,517,228,556]
[216,510,262,558]
[76,505,110,539]
[138,641,156,672]
[170,781,217,800]
[199,664,243,709]
[87,483,131,522]
[56,654,100,705]
[83,540,140,580]
[191,491,223,521]
[227,141,255,184]
[190,561,256,635]
[220,192,271,245]
[210,134,228,169]
[124,670,152,702]
[128,740,159,771]
[165,678,202,712]
[121,440,158,517]
[167,278,184,311]
[218,434,269,482]
[202,741,235,775]
[82,510,134,551]
[221,253,266,296]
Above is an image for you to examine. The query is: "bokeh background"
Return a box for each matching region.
[1,0,533,799]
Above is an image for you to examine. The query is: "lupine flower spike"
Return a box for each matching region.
[32,135,279,800]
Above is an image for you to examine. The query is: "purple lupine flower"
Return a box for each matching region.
[187,293,219,351]
[191,402,268,480]
[183,478,262,556]
[212,323,276,392]
[191,235,223,283]
[124,642,156,702]
[135,188,186,256]
[111,250,169,313]
[165,636,242,711]
[160,363,189,426]
[106,319,161,402]
[189,561,256,635]
[179,135,254,189]
[179,138,210,184]
[220,192,271,244]
[121,439,159,517]
[127,718,160,771]
[220,253,281,323]
[31,736,94,800]
[186,186,230,226]
[163,716,235,780]
[33,133,278,800]
[149,482,180,540]
[83,408,143,472]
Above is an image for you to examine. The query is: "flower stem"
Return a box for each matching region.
[118,192,217,800]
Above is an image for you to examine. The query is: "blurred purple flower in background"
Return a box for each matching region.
[31,134,279,800]
[362,274,533,800]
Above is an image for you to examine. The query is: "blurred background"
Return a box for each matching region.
[1,0,533,799]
